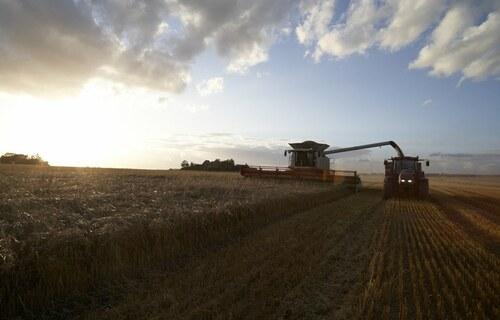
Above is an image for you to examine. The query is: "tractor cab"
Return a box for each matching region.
[285,141,331,170]
[384,157,429,176]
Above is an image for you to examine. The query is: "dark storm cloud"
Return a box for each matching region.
[0,0,296,96]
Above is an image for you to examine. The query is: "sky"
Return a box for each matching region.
[0,0,499,174]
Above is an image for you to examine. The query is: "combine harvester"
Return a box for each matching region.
[240,140,429,198]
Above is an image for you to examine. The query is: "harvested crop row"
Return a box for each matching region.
[432,192,500,255]
[358,198,500,320]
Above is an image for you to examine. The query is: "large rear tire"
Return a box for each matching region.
[418,179,429,199]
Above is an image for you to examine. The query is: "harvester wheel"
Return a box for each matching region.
[383,182,393,199]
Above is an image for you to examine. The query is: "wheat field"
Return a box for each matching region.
[0,166,499,319]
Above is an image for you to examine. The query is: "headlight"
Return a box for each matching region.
[401,179,406,182]
[408,179,413,183]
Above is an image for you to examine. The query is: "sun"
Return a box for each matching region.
[0,80,140,167]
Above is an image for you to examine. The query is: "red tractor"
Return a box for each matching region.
[383,156,429,199]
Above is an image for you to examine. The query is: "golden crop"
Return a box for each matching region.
[1,166,498,319]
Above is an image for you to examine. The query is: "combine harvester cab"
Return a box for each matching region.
[240,141,361,191]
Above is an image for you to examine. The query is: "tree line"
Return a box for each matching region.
[181,159,247,172]
[0,153,49,166]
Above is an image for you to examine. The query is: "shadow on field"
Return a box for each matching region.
[0,187,354,319]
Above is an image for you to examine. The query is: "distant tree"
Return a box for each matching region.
[181,160,189,168]
[180,158,243,172]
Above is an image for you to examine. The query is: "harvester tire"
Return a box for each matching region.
[383,182,393,199]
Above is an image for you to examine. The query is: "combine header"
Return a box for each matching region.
[241,140,429,198]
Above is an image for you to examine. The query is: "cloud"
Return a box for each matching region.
[422,99,433,106]
[428,152,500,174]
[379,0,447,51]
[296,0,335,45]
[299,0,500,81]
[2,0,498,97]
[154,133,289,166]
[196,77,224,96]
[256,71,271,78]
[313,0,388,60]
[410,3,500,82]
[0,0,112,95]
[331,151,500,174]
[226,43,268,73]
[328,148,371,159]
[149,134,500,173]
[429,152,500,159]
[186,104,210,113]
[0,0,295,96]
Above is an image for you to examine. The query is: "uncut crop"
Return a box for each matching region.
[0,165,332,265]
[0,165,346,318]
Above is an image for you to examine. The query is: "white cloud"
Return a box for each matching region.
[379,0,447,51]
[299,0,500,81]
[226,43,268,74]
[256,71,271,78]
[0,0,295,96]
[314,0,387,60]
[296,0,335,45]
[186,104,210,113]
[410,4,500,82]
[422,99,432,106]
[429,152,500,174]
[281,27,292,35]
[155,133,289,167]
[1,0,498,97]
[196,77,224,96]
[309,0,447,59]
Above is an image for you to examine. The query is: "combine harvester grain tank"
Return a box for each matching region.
[240,140,429,198]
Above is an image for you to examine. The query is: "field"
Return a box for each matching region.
[1,166,499,319]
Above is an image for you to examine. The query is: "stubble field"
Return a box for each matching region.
[1,166,499,319]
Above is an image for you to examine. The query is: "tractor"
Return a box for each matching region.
[383,156,429,199]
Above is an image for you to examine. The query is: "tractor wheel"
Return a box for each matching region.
[418,180,429,199]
